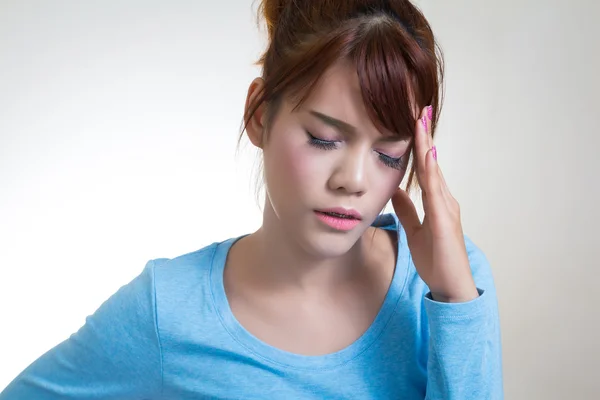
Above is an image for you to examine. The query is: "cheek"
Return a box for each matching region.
[283,146,314,183]
[264,136,323,199]
[370,168,406,206]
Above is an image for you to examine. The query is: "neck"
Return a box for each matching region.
[242,201,373,293]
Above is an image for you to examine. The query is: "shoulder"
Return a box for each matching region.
[143,238,239,329]
[81,240,224,327]
[150,240,220,282]
[145,239,234,305]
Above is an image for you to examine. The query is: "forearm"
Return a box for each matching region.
[424,289,503,400]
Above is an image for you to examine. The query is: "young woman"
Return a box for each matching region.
[0,0,503,398]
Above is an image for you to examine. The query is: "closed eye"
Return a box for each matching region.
[307,130,405,170]
[307,131,338,150]
[377,152,404,170]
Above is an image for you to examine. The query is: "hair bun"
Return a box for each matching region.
[258,0,289,40]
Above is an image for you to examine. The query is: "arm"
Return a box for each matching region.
[423,237,503,400]
[0,260,163,400]
[391,105,503,399]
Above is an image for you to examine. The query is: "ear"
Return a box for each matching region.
[244,77,267,149]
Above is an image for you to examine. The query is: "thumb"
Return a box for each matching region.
[391,188,421,237]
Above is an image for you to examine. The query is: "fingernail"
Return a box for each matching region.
[427,105,433,121]
[421,115,428,131]
[432,145,438,160]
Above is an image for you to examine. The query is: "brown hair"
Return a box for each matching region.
[243,0,444,192]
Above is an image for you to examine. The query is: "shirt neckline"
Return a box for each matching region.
[209,213,410,370]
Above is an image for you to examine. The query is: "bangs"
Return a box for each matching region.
[276,13,440,141]
[352,16,439,140]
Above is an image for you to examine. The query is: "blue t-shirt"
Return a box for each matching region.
[0,214,503,399]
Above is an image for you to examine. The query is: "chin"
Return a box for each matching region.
[294,218,367,259]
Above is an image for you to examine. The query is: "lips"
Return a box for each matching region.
[320,211,355,219]
[314,208,362,231]
[315,207,362,220]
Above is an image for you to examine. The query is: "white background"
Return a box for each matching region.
[1,0,599,398]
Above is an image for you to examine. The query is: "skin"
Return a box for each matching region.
[224,60,478,356]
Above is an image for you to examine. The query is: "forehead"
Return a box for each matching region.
[288,60,417,138]
[301,61,363,111]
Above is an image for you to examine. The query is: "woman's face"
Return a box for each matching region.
[257,61,412,257]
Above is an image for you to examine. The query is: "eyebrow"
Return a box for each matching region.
[309,110,408,143]
[309,110,356,134]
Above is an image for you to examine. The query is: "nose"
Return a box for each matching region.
[327,148,368,196]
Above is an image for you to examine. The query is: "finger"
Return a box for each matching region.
[426,111,434,149]
[391,188,421,237]
[423,148,446,220]
[414,107,431,190]
[436,162,461,214]
[431,147,449,197]
[425,105,434,150]
[430,148,455,202]
[421,190,428,214]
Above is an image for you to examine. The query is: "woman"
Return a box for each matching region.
[0,0,503,398]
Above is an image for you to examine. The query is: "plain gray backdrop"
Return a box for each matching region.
[1,1,599,398]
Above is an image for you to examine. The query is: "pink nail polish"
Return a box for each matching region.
[432,145,438,160]
[427,105,433,121]
[421,115,427,131]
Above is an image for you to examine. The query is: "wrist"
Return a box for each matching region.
[429,280,479,303]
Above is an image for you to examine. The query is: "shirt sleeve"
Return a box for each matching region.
[0,260,163,400]
[423,236,504,400]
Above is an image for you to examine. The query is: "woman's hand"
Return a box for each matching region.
[392,106,479,303]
